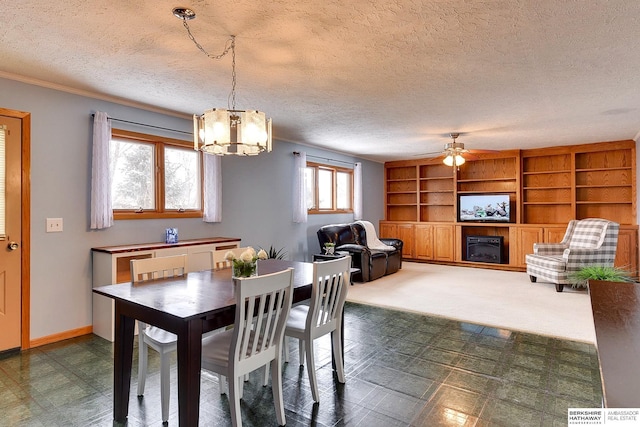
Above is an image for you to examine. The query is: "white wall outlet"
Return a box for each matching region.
[46,218,63,233]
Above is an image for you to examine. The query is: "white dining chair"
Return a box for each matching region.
[283,256,350,402]
[131,254,187,424]
[210,247,251,270]
[201,268,294,427]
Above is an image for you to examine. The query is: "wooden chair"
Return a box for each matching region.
[131,254,187,424]
[210,247,251,270]
[283,256,350,402]
[201,268,294,427]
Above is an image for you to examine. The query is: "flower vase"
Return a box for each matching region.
[233,260,257,278]
[324,246,335,255]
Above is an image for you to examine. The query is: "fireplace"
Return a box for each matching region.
[466,235,503,264]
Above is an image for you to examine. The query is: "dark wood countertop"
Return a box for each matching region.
[92,237,241,254]
[589,279,640,408]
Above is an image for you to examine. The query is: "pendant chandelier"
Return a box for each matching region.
[173,7,272,156]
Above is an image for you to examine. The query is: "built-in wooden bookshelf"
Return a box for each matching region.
[382,140,638,273]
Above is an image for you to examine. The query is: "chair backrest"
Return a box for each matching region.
[130,254,188,283]
[210,247,251,270]
[566,218,619,250]
[231,268,294,370]
[307,256,351,333]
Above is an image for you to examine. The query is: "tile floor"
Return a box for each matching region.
[0,302,602,426]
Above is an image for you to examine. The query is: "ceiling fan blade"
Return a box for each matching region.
[413,151,443,157]
[467,148,500,154]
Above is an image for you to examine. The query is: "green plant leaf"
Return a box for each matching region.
[568,265,635,288]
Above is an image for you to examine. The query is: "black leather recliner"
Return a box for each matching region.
[317,222,403,282]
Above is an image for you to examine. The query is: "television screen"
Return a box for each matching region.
[459,194,511,222]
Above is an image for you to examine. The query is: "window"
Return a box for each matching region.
[110,129,202,219]
[306,162,353,214]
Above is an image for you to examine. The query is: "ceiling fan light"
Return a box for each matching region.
[455,154,466,166]
[443,155,454,167]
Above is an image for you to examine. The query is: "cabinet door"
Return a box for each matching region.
[513,227,544,268]
[397,224,415,258]
[415,225,433,260]
[379,223,397,239]
[544,227,567,244]
[615,228,638,273]
[433,224,454,261]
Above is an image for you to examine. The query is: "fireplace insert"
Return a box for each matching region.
[465,235,503,264]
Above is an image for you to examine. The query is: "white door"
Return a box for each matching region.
[0,115,22,351]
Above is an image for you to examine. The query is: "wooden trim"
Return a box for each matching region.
[29,326,93,348]
[0,108,31,351]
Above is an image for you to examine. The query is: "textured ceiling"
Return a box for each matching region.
[1,0,639,162]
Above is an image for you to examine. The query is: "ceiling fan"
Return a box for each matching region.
[418,133,497,167]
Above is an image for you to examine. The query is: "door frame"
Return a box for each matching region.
[0,107,31,350]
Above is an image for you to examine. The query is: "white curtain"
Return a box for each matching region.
[90,111,113,230]
[293,151,307,223]
[353,162,363,220]
[203,153,222,222]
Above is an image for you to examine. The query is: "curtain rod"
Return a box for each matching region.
[91,114,192,135]
[293,151,356,166]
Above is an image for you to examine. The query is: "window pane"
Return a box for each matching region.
[318,168,333,209]
[165,146,201,210]
[336,171,351,210]
[110,139,154,209]
[304,167,315,209]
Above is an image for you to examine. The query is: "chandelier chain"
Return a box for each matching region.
[180,19,237,111]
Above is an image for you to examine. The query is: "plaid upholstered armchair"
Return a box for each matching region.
[525,218,620,292]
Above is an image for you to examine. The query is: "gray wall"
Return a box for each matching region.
[0,77,383,340]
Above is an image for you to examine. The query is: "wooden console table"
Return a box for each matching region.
[589,280,640,407]
[92,237,240,341]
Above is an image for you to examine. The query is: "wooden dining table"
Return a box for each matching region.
[93,259,314,426]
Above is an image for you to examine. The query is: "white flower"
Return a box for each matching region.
[224,251,236,261]
[240,249,254,262]
[257,249,268,260]
[247,247,256,257]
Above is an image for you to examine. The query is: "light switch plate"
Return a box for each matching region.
[46,218,63,232]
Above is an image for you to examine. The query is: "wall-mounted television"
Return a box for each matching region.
[458,194,511,222]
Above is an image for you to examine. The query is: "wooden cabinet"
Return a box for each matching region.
[511,226,544,268]
[521,150,573,224]
[574,144,635,225]
[383,139,638,272]
[615,227,638,273]
[432,224,455,261]
[419,163,455,222]
[415,224,433,259]
[380,222,415,258]
[91,237,240,341]
[406,223,455,261]
[385,164,418,221]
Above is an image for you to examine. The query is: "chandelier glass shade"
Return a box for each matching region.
[174,7,273,156]
[193,108,272,156]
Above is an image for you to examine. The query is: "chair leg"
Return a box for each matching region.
[529,275,537,283]
[298,339,305,365]
[160,352,171,423]
[218,374,227,395]
[283,337,290,363]
[228,375,242,427]
[262,363,270,386]
[136,336,148,396]
[271,357,286,426]
[304,338,319,402]
[556,283,564,292]
[332,328,346,383]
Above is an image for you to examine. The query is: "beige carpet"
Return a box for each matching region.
[346,262,596,343]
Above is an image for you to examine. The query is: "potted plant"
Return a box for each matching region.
[324,242,336,255]
[568,265,635,289]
